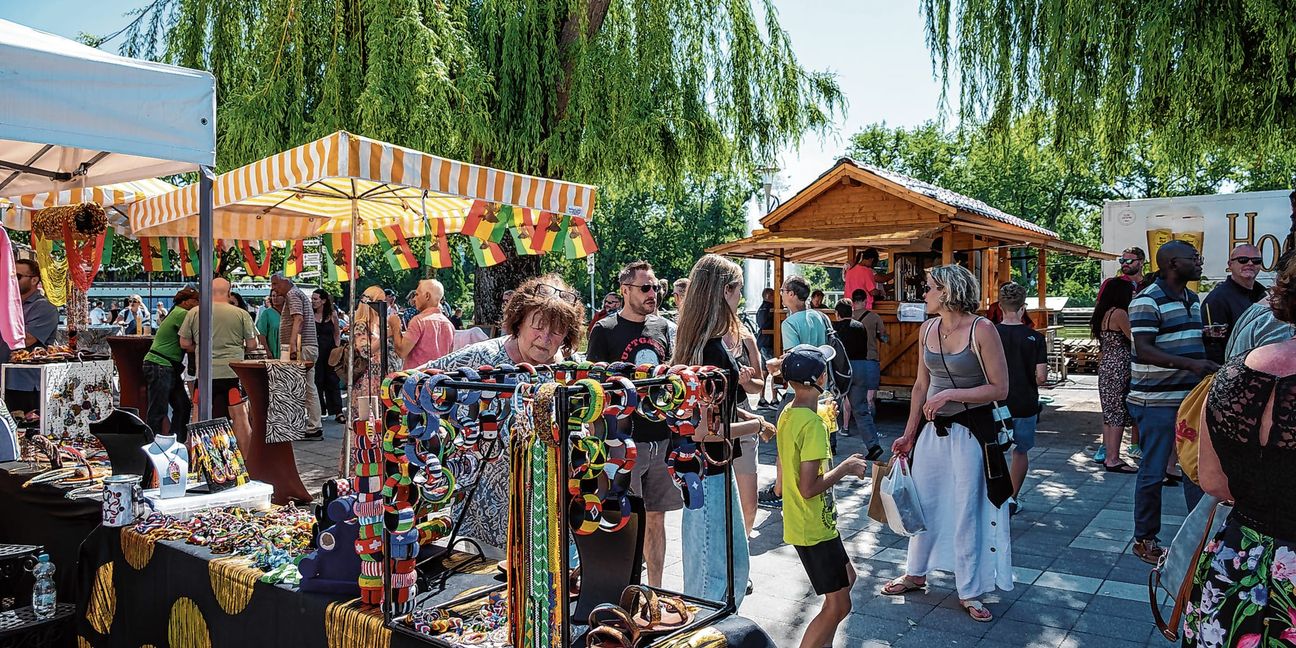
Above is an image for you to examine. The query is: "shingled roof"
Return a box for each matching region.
[834,157,1057,238]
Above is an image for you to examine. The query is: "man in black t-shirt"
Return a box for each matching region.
[994,283,1048,515]
[586,260,677,587]
[832,299,883,460]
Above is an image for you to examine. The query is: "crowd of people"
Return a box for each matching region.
[15,231,1294,647]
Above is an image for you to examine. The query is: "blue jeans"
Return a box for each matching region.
[848,360,880,447]
[682,472,749,608]
[1128,403,1177,541]
[1183,475,1205,514]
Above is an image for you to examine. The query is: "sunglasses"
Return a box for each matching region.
[1118,258,1141,265]
[534,283,581,304]
[1231,256,1263,266]
[621,283,662,294]
[1172,254,1204,264]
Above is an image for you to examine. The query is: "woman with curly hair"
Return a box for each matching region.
[1187,253,1296,647]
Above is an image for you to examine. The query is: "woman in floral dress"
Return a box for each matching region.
[1091,278,1139,472]
[348,285,403,421]
[1187,256,1296,647]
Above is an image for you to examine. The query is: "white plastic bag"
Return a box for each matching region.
[879,457,926,536]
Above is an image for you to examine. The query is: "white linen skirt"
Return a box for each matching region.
[904,419,1014,599]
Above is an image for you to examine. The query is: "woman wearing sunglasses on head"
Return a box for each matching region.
[414,274,586,551]
[1202,244,1269,365]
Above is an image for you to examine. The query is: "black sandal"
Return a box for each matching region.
[1104,462,1138,474]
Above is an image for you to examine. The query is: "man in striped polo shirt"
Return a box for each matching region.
[1126,240,1219,564]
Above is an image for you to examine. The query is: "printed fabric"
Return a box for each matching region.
[263,361,308,443]
[1183,518,1296,648]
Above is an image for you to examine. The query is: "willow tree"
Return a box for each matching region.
[120,0,842,322]
[921,0,1296,169]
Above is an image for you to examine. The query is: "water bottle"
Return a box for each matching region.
[31,553,56,618]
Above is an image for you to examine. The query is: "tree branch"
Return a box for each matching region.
[555,0,612,121]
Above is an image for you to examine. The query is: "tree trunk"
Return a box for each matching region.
[472,235,540,329]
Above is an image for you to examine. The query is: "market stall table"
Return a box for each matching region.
[0,462,100,600]
[0,361,114,438]
[229,361,311,505]
[75,525,774,648]
[106,336,153,417]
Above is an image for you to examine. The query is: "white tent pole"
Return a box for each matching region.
[343,196,358,475]
[197,166,214,420]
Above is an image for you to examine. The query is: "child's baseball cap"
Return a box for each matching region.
[782,344,835,389]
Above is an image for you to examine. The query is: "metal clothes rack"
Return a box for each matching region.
[383,367,740,648]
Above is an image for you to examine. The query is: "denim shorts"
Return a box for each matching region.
[1011,415,1038,452]
[858,359,881,390]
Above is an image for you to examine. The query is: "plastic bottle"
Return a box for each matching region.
[31,553,56,618]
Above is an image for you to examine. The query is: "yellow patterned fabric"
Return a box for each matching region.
[85,562,115,634]
[324,599,391,648]
[167,597,211,648]
[32,236,66,307]
[207,557,258,615]
[120,528,156,570]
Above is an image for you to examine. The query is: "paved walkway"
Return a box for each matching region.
[292,374,1182,647]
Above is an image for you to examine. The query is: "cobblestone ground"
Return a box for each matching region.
[292,374,1181,647]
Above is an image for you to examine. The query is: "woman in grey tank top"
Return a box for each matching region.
[879,264,1013,623]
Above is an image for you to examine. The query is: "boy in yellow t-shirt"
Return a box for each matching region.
[776,344,869,648]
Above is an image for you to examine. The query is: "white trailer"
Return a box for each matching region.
[1102,190,1294,284]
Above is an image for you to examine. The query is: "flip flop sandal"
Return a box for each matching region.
[880,575,926,596]
[960,599,993,622]
[620,585,696,635]
[1104,462,1139,474]
[588,603,641,648]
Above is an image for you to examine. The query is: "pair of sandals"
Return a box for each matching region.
[881,576,993,623]
[586,585,696,648]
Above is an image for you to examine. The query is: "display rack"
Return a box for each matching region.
[378,365,739,648]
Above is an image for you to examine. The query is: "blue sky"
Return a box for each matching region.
[0,0,949,194]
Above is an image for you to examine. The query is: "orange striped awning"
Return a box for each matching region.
[128,131,598,242]
[1,178,175,231]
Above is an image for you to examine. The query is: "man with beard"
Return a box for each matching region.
[1202,243,1267,364]
[585,260,676,587]
[1126,240,1218,564]
[1117,246,1146,286]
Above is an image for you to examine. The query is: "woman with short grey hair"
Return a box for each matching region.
[880,264,1014,622]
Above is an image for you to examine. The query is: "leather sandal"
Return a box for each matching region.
[587,604,641,648]
[880,575,926,596]
[960,599,993,622]
[620,585,695,635]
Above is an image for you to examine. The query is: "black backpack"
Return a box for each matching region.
[817,312,853,397]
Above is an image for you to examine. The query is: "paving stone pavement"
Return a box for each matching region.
[291,374,1183,648]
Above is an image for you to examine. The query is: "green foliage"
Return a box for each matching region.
[920,0,1296,169]
[542,176,753,301]
[846,116,1249,306]
[116,0,842,311]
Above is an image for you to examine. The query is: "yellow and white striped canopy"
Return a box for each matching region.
[0,178,175,231]
[129,131,598,243]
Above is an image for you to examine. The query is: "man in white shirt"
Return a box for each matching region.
[88,301,107,326]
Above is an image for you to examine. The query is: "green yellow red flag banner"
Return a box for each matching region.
[471,238,505,267]
[283,239,305,277]
[240,241,271,278]
[564,216,597,259]
[375,224,419,271]
[322,233,352,282]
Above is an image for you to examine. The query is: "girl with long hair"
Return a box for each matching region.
[672,254,769,606]
[312,289,345,422]
[1091,278,1140,471]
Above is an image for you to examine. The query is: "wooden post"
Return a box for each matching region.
[773,255,785,355]
[998,246,1011,284]
[1037,248,1047,310]
[941,230,953,265]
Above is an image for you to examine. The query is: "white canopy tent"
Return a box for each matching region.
[0,18,220,417]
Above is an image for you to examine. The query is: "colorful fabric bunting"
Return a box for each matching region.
[460,200,498,242]
[564,216,598,259]
[140,237,174,273]
[420,221,452,269]
[532,212,564,253]
[179,238,200,277]
[322,233,352,282]
[101,229,115,267]
[374,224,419,272]
[510,207,539,255]
[240,241,272,278]
[471,239,505,267]
[284,239,305,277]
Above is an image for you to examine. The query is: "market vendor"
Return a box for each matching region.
[143,286,199,441]
[1,259,60,414]
[844,248,893,309]
[417,275,585,552]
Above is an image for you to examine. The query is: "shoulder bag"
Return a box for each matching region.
[937,316,1014,450]
[1149,495,1232,641]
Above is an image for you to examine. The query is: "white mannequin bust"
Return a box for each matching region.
[143,434,188,498]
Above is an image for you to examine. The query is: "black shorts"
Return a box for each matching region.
[794,536,852,595]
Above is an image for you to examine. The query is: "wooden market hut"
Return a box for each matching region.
[710,158,1110,397]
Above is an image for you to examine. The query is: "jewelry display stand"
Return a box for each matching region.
[381,367,740,648]
[142,434,187,498]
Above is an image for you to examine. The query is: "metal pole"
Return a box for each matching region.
[197,166,214,420]
[344,196,359,475]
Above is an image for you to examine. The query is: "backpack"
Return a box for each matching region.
[817,311,853,397]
